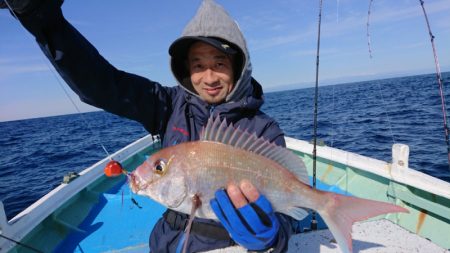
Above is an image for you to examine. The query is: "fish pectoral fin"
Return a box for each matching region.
[281,206,309,220]
[182,194,202,253]
[188,194,202,225]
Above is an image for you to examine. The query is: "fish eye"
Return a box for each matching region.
[154,159,166,175]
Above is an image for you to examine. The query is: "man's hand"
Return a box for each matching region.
[210,180,280,251]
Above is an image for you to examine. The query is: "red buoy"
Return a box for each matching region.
[104,160,124,177]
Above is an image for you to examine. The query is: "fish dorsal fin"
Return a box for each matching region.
[200,117,309,185]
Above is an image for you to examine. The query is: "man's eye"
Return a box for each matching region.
[215,62,226,69]
[192,64,203,70]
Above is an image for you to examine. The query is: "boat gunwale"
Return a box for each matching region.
[285,136,450,200]
[0,134,156,252]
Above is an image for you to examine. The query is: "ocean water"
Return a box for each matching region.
[1,72,450,220]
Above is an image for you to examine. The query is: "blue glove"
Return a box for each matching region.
[210,189,280,251]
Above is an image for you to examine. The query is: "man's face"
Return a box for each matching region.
[187,42,235,104]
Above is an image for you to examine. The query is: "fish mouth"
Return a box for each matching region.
[128,172,148,193]
[128,173,138,193]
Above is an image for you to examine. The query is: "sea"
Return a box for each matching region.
[1,72,450,221]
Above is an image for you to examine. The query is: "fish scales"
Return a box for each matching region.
[163,140,302,218]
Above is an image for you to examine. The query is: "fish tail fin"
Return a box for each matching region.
[317,192,408,253]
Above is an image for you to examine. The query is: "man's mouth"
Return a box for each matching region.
[204,86,222,96]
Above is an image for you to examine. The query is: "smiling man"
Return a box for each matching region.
[2,0,297,252]
[187,41,235,104]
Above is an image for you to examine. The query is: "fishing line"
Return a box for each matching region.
[375,83,397,145]
[418,0,450,171]
[330,83,336,148]
[0,234,44,253]
[329,0,339,151]
[46,64,112,158]
[365,1,397,147]
[336,0,340,23]
[310,0,324,231]
[4,0,112,159]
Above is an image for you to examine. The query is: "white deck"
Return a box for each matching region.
[206,219,449,253]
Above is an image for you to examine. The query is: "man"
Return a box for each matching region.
[2,0,296,252]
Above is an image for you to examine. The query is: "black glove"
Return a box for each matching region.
[0,0,43,14]
[1,0,64,44]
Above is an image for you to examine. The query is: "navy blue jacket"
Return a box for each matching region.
[17,1,295,252]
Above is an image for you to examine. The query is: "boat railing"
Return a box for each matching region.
[0,134,156,253]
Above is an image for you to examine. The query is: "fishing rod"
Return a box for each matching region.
[366,0,449,170]
[366,0,374,59]
[310,0,324,231]
[418,0,450,171]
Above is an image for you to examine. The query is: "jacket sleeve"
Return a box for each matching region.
[266,122,286,147]
[15,0,174,135]
[260,117,286,147]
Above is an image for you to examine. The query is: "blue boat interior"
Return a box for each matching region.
[52,176,347,252]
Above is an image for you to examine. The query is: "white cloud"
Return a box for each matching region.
[246,0,450,53]
[369,0,450,24]
[1,64,49,74]
[0,56,52,81]
[401,42,427,49]
[250,31,314,51]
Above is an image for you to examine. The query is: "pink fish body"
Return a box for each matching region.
[130,118,407,253]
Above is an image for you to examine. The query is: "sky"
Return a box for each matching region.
[1,0,450,122]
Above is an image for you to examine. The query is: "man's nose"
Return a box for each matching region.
[203,69,219,84]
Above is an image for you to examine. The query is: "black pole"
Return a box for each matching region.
[311,0,323,231]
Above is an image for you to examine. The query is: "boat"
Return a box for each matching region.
[1,133,449,253]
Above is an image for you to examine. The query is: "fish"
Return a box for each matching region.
[129,117,408,253]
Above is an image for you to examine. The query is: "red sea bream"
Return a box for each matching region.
[130,117,408,253]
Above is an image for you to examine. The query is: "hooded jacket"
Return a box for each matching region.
[17,0,294,252]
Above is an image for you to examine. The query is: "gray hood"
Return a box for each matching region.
[169,0,253,103]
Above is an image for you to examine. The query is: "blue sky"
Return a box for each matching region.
[1,0,450,122]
